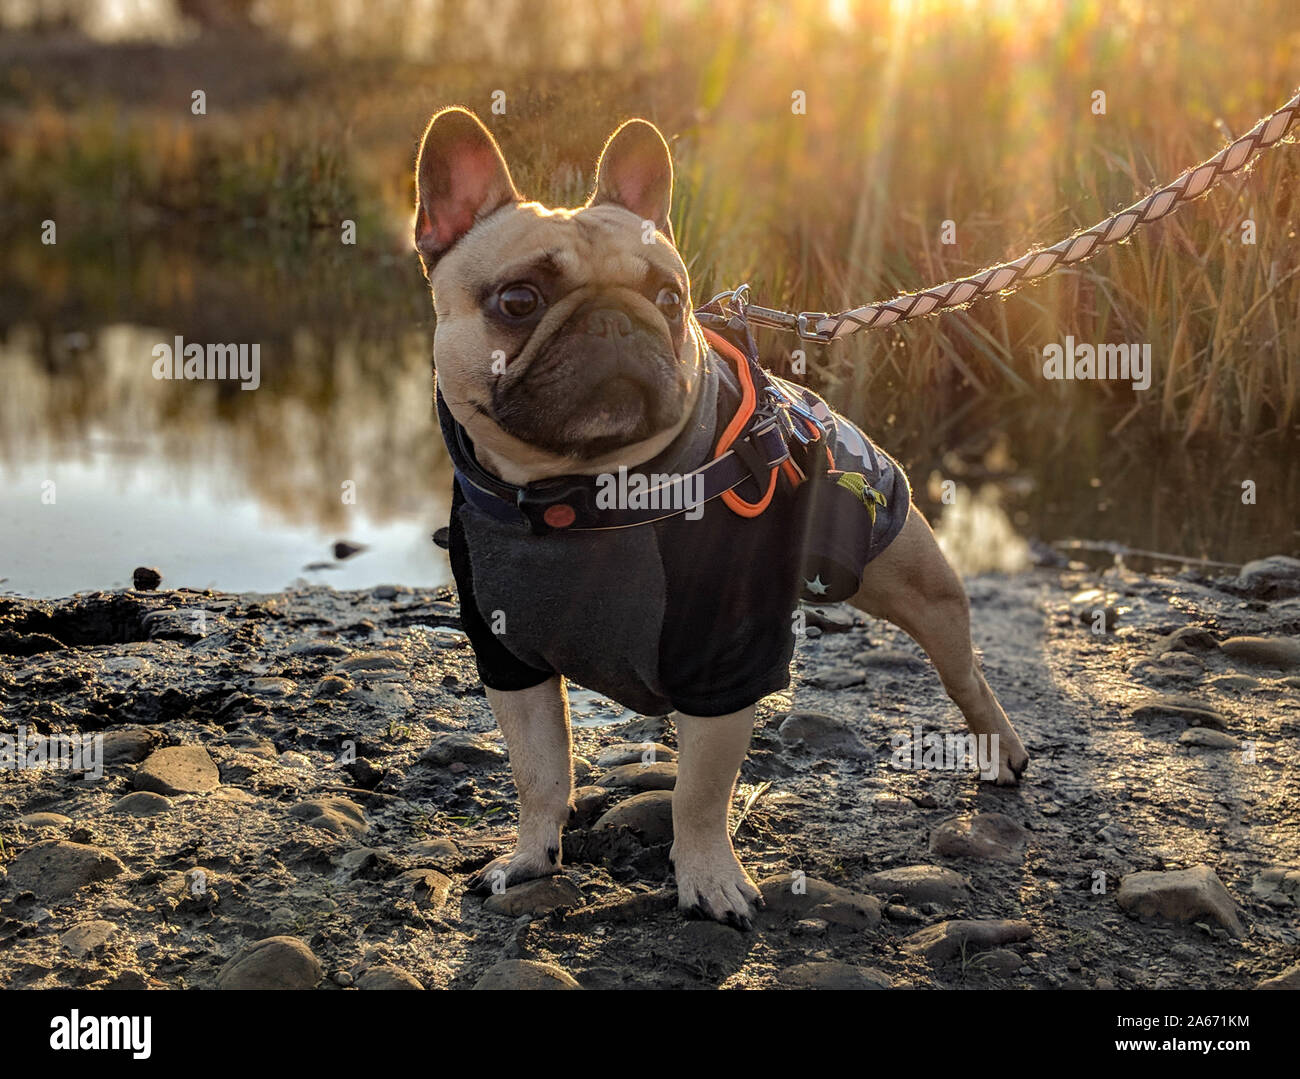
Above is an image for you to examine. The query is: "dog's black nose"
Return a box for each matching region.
[581,307,633,338]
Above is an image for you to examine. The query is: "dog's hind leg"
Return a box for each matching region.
[848,504,1029,785]
[466,675,574,892]
[670,705,765,929]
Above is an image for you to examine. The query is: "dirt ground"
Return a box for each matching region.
[1,555,1298,990]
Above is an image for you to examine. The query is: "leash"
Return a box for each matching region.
[721,88,1300,342]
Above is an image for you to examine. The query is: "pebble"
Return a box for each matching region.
[216,936,323,990]
[853,649,928,673]
[865,865,972,906]
[1116,865,1244,937]
[593,742,676,769]
[7,840,126,899]
[806,667,865,690]
[776,711,871,759]
[357,966,423,989]
[902,919,1032,963]
[312,675,354,698]
[133,745,220,795]
[1177,729,1238,750]
[100,727,159,766]
[289,796,369,839]
[1250,866,1300,908]
[396,868,452,911]
[757,875,881,929]
[1129,693,1227,730]
[472,959,581,990]
[61,920,118,957]
[278,750,312,769]
[111,791,174,817]
[1235,555,1300,598]
[420,732,507,767]
[780,960,891,989]
[592,790,675,846]
[929,813,1028,863]
[132,566,162,591]
[595,761,678,791]
[20,812,71,829]
[1220,636,1300,671]
[1257,963,1300,990]
[408,837,459,862]
[484,876,584,917]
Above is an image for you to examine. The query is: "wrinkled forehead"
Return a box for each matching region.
[441,201,687,298]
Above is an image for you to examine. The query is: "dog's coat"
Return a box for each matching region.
[442,344,911,717]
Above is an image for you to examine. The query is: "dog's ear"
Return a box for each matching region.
[588,119,674,243]
[414,107,520,274]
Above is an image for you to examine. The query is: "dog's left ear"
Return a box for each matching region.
[588,119,674,242]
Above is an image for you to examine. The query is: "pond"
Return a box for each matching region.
[2,233,1296,598]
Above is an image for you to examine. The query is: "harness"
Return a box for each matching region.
[437,289,831,537]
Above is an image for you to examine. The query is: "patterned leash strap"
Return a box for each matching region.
[738,88,1300,343]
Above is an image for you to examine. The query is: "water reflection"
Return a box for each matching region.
[1,237,1296,598]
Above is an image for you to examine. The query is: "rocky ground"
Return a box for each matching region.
[1,555,1298,990]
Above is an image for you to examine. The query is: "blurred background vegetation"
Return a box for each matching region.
[1,0,1297,592]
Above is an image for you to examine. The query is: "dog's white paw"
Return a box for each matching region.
[993,730,1030,786]
[671,846,764,930]
[466,846,560,895]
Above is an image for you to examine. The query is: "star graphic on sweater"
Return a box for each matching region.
[804,575,829,596]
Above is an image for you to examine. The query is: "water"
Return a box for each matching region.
[2,237,1296,599]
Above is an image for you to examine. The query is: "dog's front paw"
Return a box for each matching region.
[466,846,561,895]
[671,847,764,930]
[994,730,1030,786]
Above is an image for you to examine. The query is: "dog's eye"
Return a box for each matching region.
[497,283,544,320]
[655,287,682,319]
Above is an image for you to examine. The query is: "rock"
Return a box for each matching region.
[1129,693,1227,730]
[278,750,311,769]
[1250,867,1300,908]
[133,745,220,795]
[61,920,118,957]
[289,796,368,840]
[1070,589,1118,631]
[484,876,584,917]
[249,676,295,698]
[593,742,676,769]
[8,841,125,898]
[780,961,891,989]
[292,640,349,658]
[132,566,162,591]
[224,733,277,760]
[776,711,871,759]
[865,865,972,906]
[801,604,859,633]
[1236,555,1300,598]
[592,790,675,846]
[20,812,71,829]
[971,947,1023,977]
[1177,729,1238,750]
[333,540,367,560]
[595,762,677,791]
[357,965,423,989]
[420,732,506,767]
[854,649,928,673]
[903,919,1033,963]
[1155,626,1220,654]
[929,813,1028,864]
[100,727,159,766]
[757,875,881,929]
[1116,865,1244,937]
[312,675,354,698]
[397,868,452,911]
[111,791,174,817]
[806,667,865,690]
[337,651,404,675]
[571,785,612,823]
[408,837,459,862]
[1220,636,1300,671]
[372,585,399,601]
[1257,964,1300,990]
[572,756,594,782]
[1208,674,1261,692]
[216,936,323,990]
[472,959,581,990]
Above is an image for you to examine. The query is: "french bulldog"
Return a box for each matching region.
[414,106,1029,928]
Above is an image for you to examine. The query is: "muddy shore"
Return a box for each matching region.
[1,556,1298,990]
